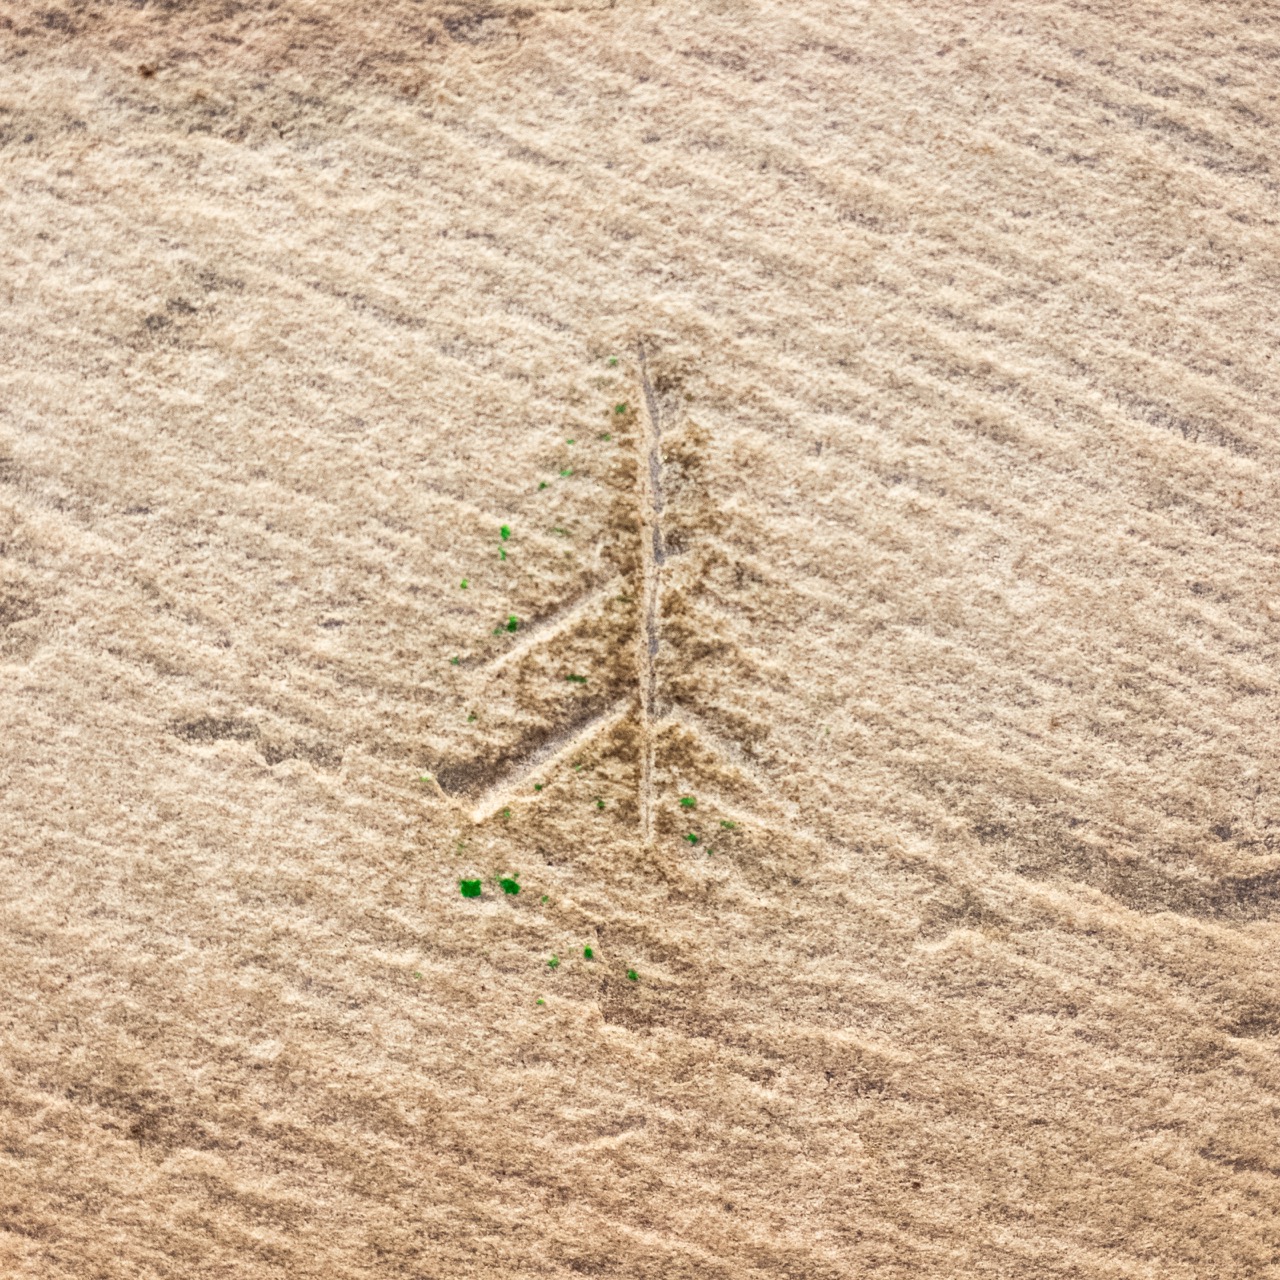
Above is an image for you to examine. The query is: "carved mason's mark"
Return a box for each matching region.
[430,344,782,846]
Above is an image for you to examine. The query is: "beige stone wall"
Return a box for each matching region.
[2,1,1279,1274]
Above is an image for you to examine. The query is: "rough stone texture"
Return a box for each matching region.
[2,1,1279,1275]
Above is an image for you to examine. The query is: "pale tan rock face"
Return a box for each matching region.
[2,1,1279,1275]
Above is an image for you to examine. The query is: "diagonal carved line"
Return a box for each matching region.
[703,542,867,618]
[483,574,626,674]
[658,705,801,825]
[636,343,664,847]
[650,711,849,860]
[661,534,865,622]
[679,788,823,856]
[656,716,836,854]
[467,697,633,822]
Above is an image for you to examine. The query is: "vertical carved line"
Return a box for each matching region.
[636,343,664,847]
